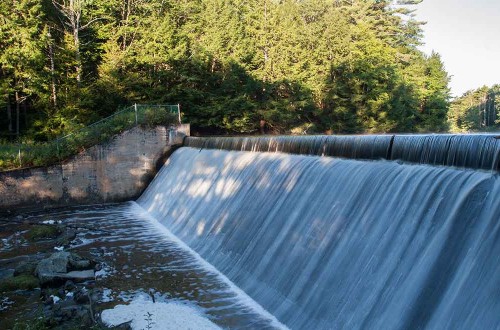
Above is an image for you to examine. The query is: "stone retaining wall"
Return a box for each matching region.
[0,125,189,211]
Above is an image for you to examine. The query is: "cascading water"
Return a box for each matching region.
[391,134,500,171]
[184,134,500,171]
[137,142,500,329]
[184,135,393,160]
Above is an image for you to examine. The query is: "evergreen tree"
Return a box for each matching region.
[0,0,454,137]
[417,52,450,131]
[449,85,500,132]
[0,0,47,137]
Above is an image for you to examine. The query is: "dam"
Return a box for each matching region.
[138,134,500,329]
[2,134,500,329]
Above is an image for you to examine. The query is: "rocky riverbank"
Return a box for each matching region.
[0,215,127,329]
[0,203,284,330]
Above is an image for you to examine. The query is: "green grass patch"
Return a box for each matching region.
[25,225,61,242]
[0,106,178,171]
[12,316,50,330]
[0,275,39,292]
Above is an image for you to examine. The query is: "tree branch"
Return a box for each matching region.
[79,17,107,31]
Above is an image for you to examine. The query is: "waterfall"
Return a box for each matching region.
[137,145,500,329]
[391,134,500,171]
[184,134,500,171]
[184,135,393,160]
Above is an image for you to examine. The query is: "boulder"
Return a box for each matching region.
[74,289,90,304]
[35,252,95,285]
[63,270,95,282]
[0,268,15,281]
[36,252,70,284]
[68,254,92,270]
[64,280,76,291]
[14,260,38,276]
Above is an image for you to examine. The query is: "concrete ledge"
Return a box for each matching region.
[0,125,187,211]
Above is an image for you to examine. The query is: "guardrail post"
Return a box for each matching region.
[177,103,181,124]
[168,125,177,145]
[134,103,138,125]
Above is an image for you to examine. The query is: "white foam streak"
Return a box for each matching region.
[130,202,288,330]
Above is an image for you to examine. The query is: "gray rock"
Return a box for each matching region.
[36,252,71,285]
[74,290,90,304]
[0,268,15,281]
[35,252,95,285]
[14,261,38,276]
[40,271,95,286]
[56,228,77,246]
[64,280,76,291]
[68,254,91,270]
[109,321,132,329]
[63,270,95,281]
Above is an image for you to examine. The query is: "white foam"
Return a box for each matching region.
[101,295,220,330]
[129,202,288,329]
[95,268,108,278]
[101,288,114,302]
[0,297,14,311]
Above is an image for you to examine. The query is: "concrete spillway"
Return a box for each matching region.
[184,134,500,171]
[137,135,500,329]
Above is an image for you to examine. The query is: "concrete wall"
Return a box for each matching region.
[0,125,189,211]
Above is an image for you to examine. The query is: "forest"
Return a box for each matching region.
[0,0,459,140]
[448,85,500,132]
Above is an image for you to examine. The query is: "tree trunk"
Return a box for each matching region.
[487,92,495,126]
[122,0,132,50]
[493,93,498,125]
[7,96,12,132]
[211,58,217,73]
[49,28,57,110]
[23,100,28,128]
[15,91,20,138]
[53,0,82,83]
[263,0,269,79]
[74,27,81,83]
[260,119,266,134]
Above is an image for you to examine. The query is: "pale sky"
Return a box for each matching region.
[414,0,500,98]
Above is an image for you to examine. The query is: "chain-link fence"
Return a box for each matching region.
[0,104,180,170]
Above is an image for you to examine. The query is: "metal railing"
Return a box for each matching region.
[0,104,180,170]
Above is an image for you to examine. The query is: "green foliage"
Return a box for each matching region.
[0,275,39,292]
[0,105,177,170]
[1,0,452,139]
[25,225,61,241]
[12,317,49,330]
[448,85,500,132]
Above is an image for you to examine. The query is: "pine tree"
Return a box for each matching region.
[448,85,500,132]
[0,0,47,138]
[0,0,454,138]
